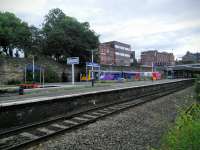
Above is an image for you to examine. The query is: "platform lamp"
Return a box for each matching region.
[90,49,98,80]
[32,55,35,82]
[91,50,94,80]
[24,65,27,83]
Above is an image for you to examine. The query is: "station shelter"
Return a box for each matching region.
[24,64,44,84]
[165,64,200,79]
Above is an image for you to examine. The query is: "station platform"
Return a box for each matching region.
[0,79,188,106]
[0,79,193,131]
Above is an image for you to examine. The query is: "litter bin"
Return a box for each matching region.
[19,86,24,95]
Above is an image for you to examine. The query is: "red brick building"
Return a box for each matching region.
[141,50,175,67]
[99,41,133,66]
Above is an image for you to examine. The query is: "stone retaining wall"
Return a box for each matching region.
[0,57,81,84]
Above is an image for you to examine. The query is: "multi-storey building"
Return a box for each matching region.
[99,41,132,66]
[182,51,200,63]
[141,50,174,66]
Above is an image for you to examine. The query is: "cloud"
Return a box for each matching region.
[0,0,199,59]
[0,0,47,14]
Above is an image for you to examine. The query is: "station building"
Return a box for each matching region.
[99,41,133,67]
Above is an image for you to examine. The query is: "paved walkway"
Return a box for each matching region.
[0,79,186,105]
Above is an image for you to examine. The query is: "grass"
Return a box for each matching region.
[195,77,200,102]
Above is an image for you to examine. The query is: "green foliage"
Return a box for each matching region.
[44,68,60,83]
[42,8,99,63]
[26,71,41,83]
[25,68,60,83]
[27,26,44,56]
[195,76,200,102]
[0,9,99,64]
[160,104,200,150]
[7,79,21,85]
[0,11,31,57]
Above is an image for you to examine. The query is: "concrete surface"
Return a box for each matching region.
[0,79,188,105]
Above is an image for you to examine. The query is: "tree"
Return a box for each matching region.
[42,8,99,63]
[0,12,31,57]
[28,25,44,56]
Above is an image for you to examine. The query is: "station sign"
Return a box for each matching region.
[86,62,100,68]
[67,57,79,64]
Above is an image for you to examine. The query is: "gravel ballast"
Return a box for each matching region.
[28,87,195,150]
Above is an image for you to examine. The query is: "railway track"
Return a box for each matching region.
[0,85,188,150]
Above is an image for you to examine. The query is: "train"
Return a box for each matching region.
[80,70,161,81]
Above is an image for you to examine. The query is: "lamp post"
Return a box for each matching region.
[91,50,94,80]
[90,49,98,79]
[32,56,35,82]
[85,49,99,83]
[24,65,27,83]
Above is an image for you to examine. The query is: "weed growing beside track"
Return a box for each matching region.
[155,78,200,150]
[195,76,200,102]
[158,103,200,150]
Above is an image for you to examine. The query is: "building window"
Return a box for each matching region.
[114,45,130,51]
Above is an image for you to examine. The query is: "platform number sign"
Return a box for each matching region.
[67,57,79,64]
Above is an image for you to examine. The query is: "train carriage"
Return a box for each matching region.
[80,70,161,81]
[99,71,123,80]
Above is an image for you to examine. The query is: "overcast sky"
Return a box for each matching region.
[1,0,200,59]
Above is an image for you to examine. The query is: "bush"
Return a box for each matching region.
[7,79,21,85]
[160,104,200,150]
[25,68,60,83]
[195,76,200,102]
[44,68,60,83]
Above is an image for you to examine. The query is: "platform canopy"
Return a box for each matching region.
[167,63,200,71]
